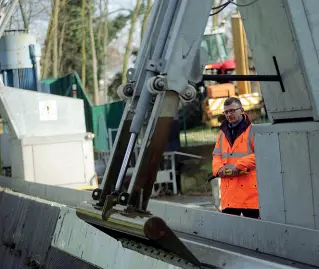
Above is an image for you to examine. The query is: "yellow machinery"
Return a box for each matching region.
[201,12,263,127]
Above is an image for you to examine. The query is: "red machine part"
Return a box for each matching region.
[205,58,236,74]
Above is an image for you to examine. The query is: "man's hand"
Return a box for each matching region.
[217,166,227,177]
[218,166,243,177]
[230,167,241,176]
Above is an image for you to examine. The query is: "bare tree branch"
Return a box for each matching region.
[18,0,27,30]
[81,0,87,87]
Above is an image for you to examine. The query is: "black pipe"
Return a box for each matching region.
[202,74,280,82]
[273,56,285,92]
[202,56,286,92]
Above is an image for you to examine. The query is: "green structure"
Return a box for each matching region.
[41,72,125,152]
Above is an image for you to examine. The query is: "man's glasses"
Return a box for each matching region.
[222,108,241,115]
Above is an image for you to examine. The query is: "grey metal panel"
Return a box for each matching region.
[0,176,92,207]
[0,86,86,139]
[148,200,319,267]
[0,191,60,269]
[180,233,313,269]
[254,133,285,223]
[14,200,44,268]
[252,121,319,134]
[304,0,319,53]
[286,0,319,120]
[237,0,312,117]
[0,192,27,269]
[27,201,60,264]
[308,131,319,229]
[0,133,11,167]
[269,110,313,121]
[0,189,182,269]
[279,132,315,229]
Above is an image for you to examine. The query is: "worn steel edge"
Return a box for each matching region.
[0,187,101,269]
[0,177,318,268]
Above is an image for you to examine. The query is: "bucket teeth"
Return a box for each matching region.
[76,201,201,269]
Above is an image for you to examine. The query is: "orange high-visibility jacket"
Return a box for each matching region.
[212,116,258,210]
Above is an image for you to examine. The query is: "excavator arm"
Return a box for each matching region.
[76,0,212,268]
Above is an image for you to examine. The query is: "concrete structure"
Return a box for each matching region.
[0,187,180,269]
[0,176,315,269]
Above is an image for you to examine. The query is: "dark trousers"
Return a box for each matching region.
[222,208,260,219]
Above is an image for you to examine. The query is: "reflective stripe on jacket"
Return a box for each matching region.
[212,120,258,210]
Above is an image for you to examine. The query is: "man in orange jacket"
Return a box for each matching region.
[212,97,259,218]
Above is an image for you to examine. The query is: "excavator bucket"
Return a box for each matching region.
[76,200,202,269]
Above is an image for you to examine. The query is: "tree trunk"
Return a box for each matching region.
[89,2,99,105]
[58,22,65,72]
[96,0,103,50]
[122,0,142,85]
[140,0,152,42]
[18,0,28,31]
[81,0,87,87]
[103,0,109,103]
[41,12,54,78]
[52,0,61,78]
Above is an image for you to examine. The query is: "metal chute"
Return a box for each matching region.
[76,201,201,268]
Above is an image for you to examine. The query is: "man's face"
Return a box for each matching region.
[223,102,244,124]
